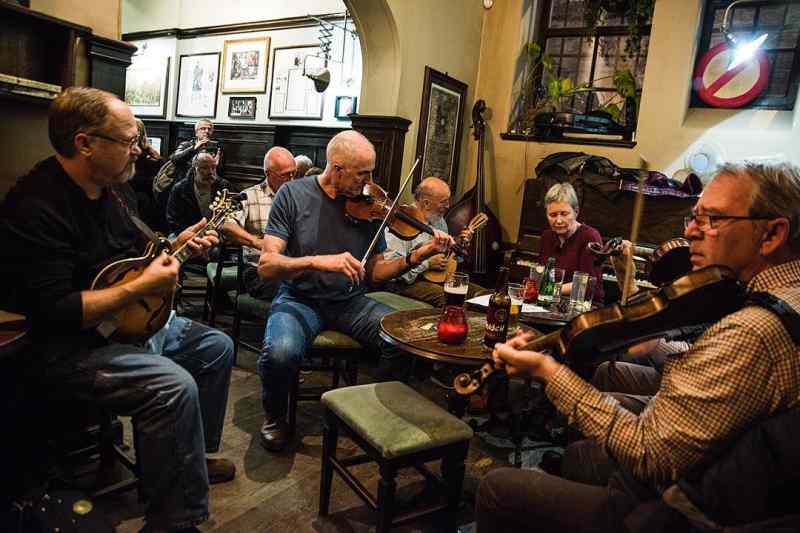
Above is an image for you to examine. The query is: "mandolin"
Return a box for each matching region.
[453,265,745,395]
[91,190,242,344]
[422,213,488,283]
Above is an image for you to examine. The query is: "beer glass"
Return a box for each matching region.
[438,272,470,344]
[580,276,597,312]
[443,272,469,307]
[569,271,590,314]
[507,282,524,333]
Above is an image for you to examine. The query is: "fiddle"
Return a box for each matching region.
[346,182,468,257]
[453,265,746,396]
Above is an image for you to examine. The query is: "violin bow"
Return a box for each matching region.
[622,156,648,304]
[358,157,421,268]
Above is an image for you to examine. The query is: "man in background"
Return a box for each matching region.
[222,146,296,299]
[384,176,486,307]
[167,152,233,236]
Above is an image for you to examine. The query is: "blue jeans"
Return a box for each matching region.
[44,316,233,530]
[258,284,408,418]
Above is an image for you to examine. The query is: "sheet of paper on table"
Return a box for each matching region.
[466,294,549,314]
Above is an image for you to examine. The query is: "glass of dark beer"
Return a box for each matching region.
[443,272,469,307]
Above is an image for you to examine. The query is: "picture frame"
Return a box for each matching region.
[228,96,257,119]
[220,37,270,94]
[125,57,170,118]
[414,66,468,190]
[268,45,325,120]
[176,52,220,118]
[147,136,163,155]
[334,96,357,119]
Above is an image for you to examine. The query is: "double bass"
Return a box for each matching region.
[446,99,503,283]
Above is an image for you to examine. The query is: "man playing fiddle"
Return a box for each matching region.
[256,130,454,451]
[384,176,488,307]
[475,161,800,532]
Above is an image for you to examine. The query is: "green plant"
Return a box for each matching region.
[515,42,638,131]
[584,0,655,57]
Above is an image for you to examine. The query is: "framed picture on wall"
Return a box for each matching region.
[176,52,220,118]
[125,57,170,118]
[228,96,257,119]
[268,45,324,120]
[414,66,467,190]
[220,37,270,93]
[334,96,357,119]
[147,136,163,155]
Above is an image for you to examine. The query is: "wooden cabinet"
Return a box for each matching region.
[0,1,135,102]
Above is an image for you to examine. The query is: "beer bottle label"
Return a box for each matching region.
[484,307,509,340]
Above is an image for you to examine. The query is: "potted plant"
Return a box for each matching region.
[584,0,655,57]
[514,42,639,138]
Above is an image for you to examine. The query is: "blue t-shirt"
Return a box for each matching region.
[265,175,386,301]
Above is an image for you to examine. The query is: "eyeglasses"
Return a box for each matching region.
[266,169,295,181]
[684,213,774,232]
[87,132,140,150]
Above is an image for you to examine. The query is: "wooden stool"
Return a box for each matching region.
[319,381,473,532]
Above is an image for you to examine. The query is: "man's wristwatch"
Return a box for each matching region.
[405,250,421,267]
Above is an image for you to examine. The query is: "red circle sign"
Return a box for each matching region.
[693,41,769,108]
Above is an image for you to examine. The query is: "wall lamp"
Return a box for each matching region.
[721,0,773,70]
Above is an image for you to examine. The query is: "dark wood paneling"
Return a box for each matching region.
[154,121,346,189]
[274,125,346,170]
[87,35,136,99]
[349,114,411,197]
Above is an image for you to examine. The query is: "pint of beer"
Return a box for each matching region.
[443,272,469,307]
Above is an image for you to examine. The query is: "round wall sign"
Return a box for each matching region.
[693,41,769,108]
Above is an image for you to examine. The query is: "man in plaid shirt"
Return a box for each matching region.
[222,146,296,298]
[476,161,800,532]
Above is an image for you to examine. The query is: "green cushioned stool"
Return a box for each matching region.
[319,381,473,532]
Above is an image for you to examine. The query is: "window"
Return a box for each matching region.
[692,1,800,110]
[507,0,651,144]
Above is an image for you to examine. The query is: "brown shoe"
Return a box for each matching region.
[260,418,291,452]
[206,457,236,484]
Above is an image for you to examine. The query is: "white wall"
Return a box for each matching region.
[124,0,361,127]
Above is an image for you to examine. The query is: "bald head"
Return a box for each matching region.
[414,176,451,220]
[264,146,296,191]
[326,130,375,166]
[323,130,376,198]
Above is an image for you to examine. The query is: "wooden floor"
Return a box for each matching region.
[95,285,519,533]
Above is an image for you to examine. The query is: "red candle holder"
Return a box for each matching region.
[437,305,469,344]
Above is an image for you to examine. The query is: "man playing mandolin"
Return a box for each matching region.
[384,176,488,307]
[0,87,236,533]
[256,130,454,451]
[475,161,800,532]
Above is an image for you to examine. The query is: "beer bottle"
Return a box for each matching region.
[484,266,511,348]
[537,256,556,305]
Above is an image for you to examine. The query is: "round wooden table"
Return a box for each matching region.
[0,310,29,362]
[379,308,540,366]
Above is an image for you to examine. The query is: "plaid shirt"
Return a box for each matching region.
[231,181,275,261]
[546,259,800,485]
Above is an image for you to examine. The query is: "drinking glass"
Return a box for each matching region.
[507,282,524,333]
[551,268,565,308]
[580,275,597,312]
[443,272,469,308]
[438,272,470,344]
[569,271,590,313]
[523,263,543,303]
